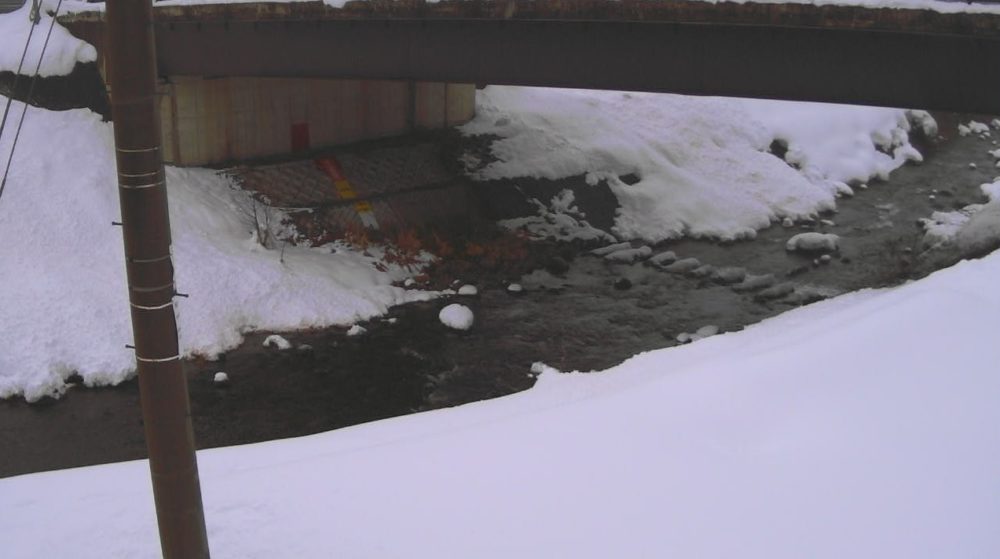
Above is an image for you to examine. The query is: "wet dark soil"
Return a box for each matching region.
[2,118,998,479]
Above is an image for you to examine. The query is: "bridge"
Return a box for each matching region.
[57,0,1000,114]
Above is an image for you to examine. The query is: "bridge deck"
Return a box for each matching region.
[60,0,1000,113]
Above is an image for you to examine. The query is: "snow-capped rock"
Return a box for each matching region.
[439,304,474,331]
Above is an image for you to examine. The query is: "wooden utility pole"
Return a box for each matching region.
[105,0,211,557]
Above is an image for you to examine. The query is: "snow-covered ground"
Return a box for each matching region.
[3,249,999,558]
[0,100,433,401]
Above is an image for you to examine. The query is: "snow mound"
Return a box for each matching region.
[439,304,474,330]
[465,87,926,242]
[786,232,840,252]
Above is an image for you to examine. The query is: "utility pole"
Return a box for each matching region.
[105,0,211,557]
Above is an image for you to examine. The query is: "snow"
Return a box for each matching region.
[786,232,840,252]
[212,372,228,384]
[0,98,434,401]
[4,249,999,558]
[464,87,926,242]
[499,190,614,242]
[457,284,478,296]
[438,303,474,330]
[0,3,96,76]
[346,325,366,337]
[262,334,292,350]
[506,283,523,294]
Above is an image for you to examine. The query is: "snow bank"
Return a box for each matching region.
[0,99,431,401]
[4,247,1000,559]
[464,87,923,242]
[0,4,96,76]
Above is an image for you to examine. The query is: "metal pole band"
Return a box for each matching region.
[130,301,175,311]
[119,180,164,190]
[135,354,181,363]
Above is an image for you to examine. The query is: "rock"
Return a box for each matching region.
[403,278,417,288]
[711,266,747,284]
[648,251,678,267]
[675,332,692,344]
[969,163,978,169]
[545,256,570,275]
[732,274,776,292]
[262,334,292,350]
[439,304,474,330]
[507,283,524,295]
[213,372,229,385]
[755,282,796,301]
[297,344,313,351]
[604,246,652,263]
[662,257,702,274]
[819,254,832,264]
[688,264,716,279]
[457,284,479,296]
[346,325,366,337]
[786,232,840,253]
[590,242,632,256]
[786,265,810,278]
[820,219,836,227]
[613,277,633,290]
[781,217,795,228]
[694,325,719,338]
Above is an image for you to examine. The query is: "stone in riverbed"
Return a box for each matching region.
[662,257,701,274]
[732,274,776,293]
[755,282,796,301]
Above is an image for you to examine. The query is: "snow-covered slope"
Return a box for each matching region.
[0,100,431,401]
[3,249,998,558]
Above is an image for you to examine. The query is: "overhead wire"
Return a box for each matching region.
[0,0,65,205]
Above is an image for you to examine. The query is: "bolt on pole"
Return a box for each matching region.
[105,0,211,557]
